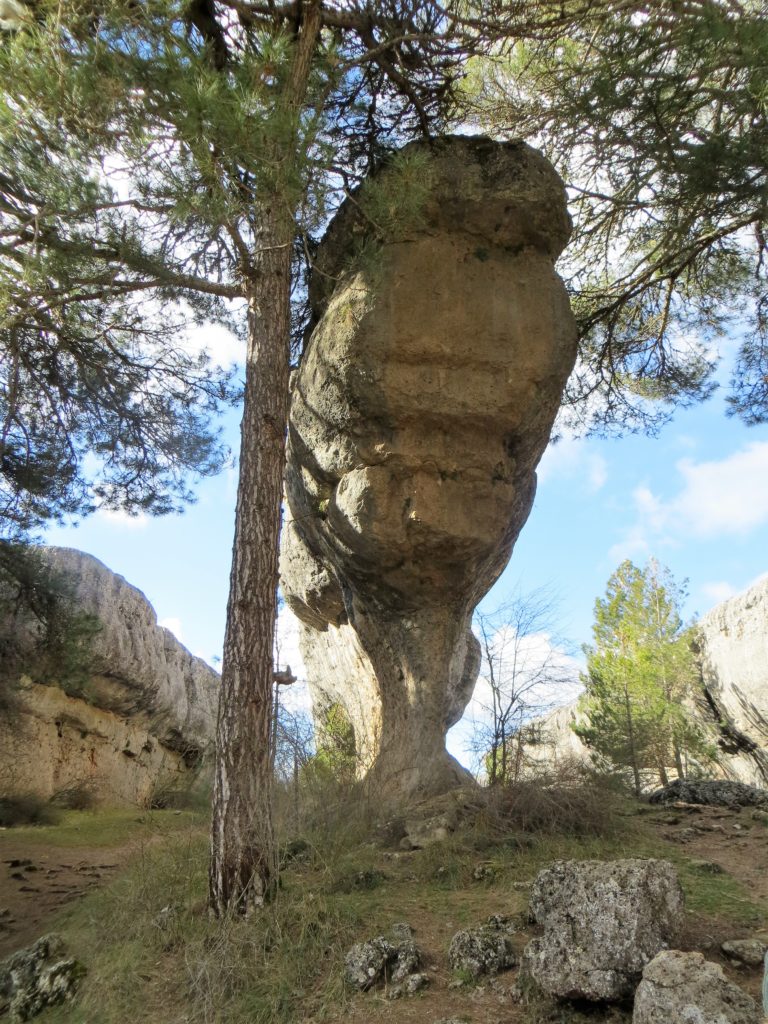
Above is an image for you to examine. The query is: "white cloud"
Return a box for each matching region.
[96,508,150,529]
[700,581,738,605]
[610,441,768,559]
[159,616,184,643]
[182,321,245,370]
[538,435,608,493]
[275,606,312,716]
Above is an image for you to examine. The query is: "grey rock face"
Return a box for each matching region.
[633,950,762,1024]
[281,136,578,798]
[0,934,83,1022]
[698,576,768,788]
[522,859,683,1001]
[42,547,218,754]
[448,915,517,979]
[650,779,768,808]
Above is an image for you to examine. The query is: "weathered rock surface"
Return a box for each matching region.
[521,859,683,1001]
[521,576,768,788]
[0,548,218,807]
[280,136,578,797]
[649,779,768,809]
[720,939,768,967]
[344,924,423,993]
[448,915,517,979]
[0,934,82,1022]
[697,576,768,788]
[632,950,762,1024]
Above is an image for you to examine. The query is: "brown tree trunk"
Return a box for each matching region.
[207,0,322,918]
[208,220,292,916]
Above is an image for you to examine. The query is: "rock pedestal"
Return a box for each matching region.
[280,136,578,798]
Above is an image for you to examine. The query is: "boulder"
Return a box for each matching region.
[720,939,768,967]
[649,779,768,809]
[280,135,578,798]
[0,934,83,1022]
[521,859,683,1001]
[0,548,218,807]
[448,915,517,979]
[344,924,423,993]
[632,950,762,1024]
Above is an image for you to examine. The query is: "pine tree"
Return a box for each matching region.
[576,559,713,794]
[0,0,546,916]
[466,0,768,432]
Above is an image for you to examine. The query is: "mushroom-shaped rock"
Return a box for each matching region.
[280,136,578,798]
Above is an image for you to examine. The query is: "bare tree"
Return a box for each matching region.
[469,587,578,785]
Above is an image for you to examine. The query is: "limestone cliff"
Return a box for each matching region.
[280,136,578,797]
[697,575,768,786]
[0,548,218,807]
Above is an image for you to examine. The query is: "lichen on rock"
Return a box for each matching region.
[280,136,578,799]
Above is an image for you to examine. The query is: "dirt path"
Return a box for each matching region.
[0,840,127,957]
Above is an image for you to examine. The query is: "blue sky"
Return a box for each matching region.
[44,331,768,762]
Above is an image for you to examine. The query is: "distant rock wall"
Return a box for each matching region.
[280,136,578,798]
[697,575,768,787]
[0,548,219,807]
[521,577,768,788]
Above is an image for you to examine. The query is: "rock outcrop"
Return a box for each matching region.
[521,859,683,1001]
[0,548,218,807]
[280,136,578,798]
[697,575,768,787]
[632,950,762,1024]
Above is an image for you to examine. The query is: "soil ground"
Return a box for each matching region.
[0,809,198,957]
[0,799,766,1023]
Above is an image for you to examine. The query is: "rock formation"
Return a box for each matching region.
[519,575,768,788]
[0,548,218,807]
[521,859,684,1002]
[697,574,768,787]
[632,950,762,1024]
[280,136,578,798]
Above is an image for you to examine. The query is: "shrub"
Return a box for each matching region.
[0,792,60,827]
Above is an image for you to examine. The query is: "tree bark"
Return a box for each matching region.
[209,215,292,916]
[207,0,322,918]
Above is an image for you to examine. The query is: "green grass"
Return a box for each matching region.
[23,786,768,1024]
[0,807,206,848]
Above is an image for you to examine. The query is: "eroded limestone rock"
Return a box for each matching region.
[448,915,517,979]
[632,950,762,1024]
[0,548,218,806]
[280,136,577,797]
[521,859,683,1002]
[0,934,83,1022]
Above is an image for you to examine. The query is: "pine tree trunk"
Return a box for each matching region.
[208,218,292,917]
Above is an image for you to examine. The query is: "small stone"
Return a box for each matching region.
[448,915,516,979]
[472,864,494,882]
[721,938,768,967]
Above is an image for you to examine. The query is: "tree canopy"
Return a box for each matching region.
[468,0,768,433]
[576,559,714,793]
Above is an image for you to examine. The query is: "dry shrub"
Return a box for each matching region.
[482,760,625,839]
[51,781,96,810]
[0,792,60,827]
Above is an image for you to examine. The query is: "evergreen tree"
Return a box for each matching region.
[0,0,539,916]
[576,559,713,794]
[466,0,768,432]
